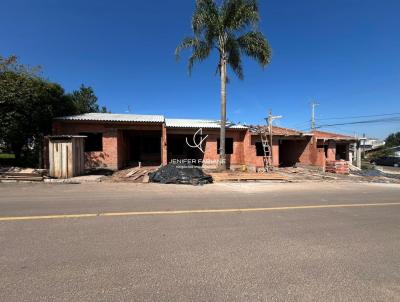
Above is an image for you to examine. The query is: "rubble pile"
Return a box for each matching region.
[277,165,400,184]
[149,163,213,185]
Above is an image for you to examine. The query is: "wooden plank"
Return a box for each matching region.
[54,142,60,178]
[209,172,287,182]
[0,173,42,177]
[125,168,140,178]
[62,143,68,179]
[67,143,73,178]
[131,170,148,180]
[49,141,54,177]
[142,174,149,183]
[0,176,43,181]
[1,175,42,179]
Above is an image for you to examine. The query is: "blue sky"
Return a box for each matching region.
[1,0,399,139]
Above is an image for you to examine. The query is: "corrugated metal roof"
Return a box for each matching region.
[47,135,87,139]
[55,113,165,123]
[165,118,247,129]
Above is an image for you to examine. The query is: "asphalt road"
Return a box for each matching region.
[1,182,400,301]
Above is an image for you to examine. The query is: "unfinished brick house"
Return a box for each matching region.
[52,113,358,171]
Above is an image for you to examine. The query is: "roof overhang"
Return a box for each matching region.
[317,137,358,142]
[46,135,87,140]
[165,118,247,129]
[55,113,165,123]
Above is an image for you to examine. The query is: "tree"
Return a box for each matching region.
[0,55,107,166]
[368,132,400,162]
[69,84,108,114]
[385,132,400,148]
[176,0,271,170]
[0,57,76,165]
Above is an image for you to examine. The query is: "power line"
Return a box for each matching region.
[318,125,357,137]
[284,120,311,129]
[316,112,400,121]
[316,117,400,128]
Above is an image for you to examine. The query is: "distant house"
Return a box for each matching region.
[388,146,400,157]
[361,138,386,152]
[51,113,359,171]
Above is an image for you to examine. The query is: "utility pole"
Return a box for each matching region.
[311,101,319,130]
[266,110,282,168]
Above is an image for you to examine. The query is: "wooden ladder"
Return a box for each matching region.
[259,129,273,172]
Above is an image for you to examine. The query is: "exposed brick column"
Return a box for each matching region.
[327,141,336,161]
[161,123,168,165]
[243,130,252,166]
[272,139,279,167]
[103,129,118,170]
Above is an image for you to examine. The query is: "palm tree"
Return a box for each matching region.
[176,0,271,170]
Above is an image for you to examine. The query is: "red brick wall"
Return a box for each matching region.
[297,137,326,169]
[54,122,247,170]
[52,121,119,170]
[279,139,309,166]
[52,121,340,171]
[201,130,245,169]
[244,132,279,170]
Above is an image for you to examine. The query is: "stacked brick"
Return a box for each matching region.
[325,160,349,174]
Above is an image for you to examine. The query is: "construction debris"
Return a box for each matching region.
[278,165,400,184]
[0,167,47,182]
[101,166,158,183]
[348,163,362,171]
[325,160,349,174]
[209,172,287,182]
[149,163,213,185]
[131,169,149,181]
[125,167,140,178]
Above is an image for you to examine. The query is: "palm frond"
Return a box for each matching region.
[175,37,198,60]
[175,37,212,75]
[176,0,271,78]
[192,0,220,39]
[222,0,259,31]
[237,31,271,67]
[226,35,244,80]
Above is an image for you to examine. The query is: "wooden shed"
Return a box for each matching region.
[47,135,86,179]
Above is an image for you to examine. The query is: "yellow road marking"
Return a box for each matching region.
[0,202,400,222]
[0,213,98,221]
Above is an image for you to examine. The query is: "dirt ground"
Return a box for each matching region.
[275,166,400,184]
[2,164,399,185]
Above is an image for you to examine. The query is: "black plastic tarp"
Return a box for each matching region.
[149,163,213,185]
